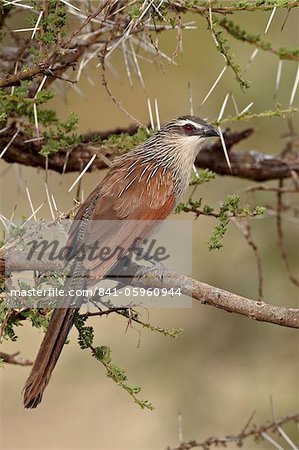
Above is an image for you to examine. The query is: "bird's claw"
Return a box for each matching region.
[137,261,165,281]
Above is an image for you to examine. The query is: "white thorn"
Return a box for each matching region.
[26,186,37,220]
[178,413,183,444]
[59,0,82,12]
[21,203,45,228]
[208,0,213,28]
[76,56,85,82]
[248,48,259,64]
[33,103,40,138]
[0,127,20,159]
[13,27,40,33]
[231,94,239,115]
[264,6,277,34]
[218,92,230,121]
[36,74,48,96]
[289,63,299,107]
[275,60,283,96]
[51,194,59,215]
[135,0,155,25]
[0,213,15,231]
[108,0,137,18]
[239,101,254,115]
[0,126,10,135]
[261,432,284,450]
[154,98,161,130]
[132,35,177,65]
[3,1,33,10]
[192,164,199,178]
[31,10,43,40]
[208,0,220,50]
[122,42,133,87]
[188,82,194,115]
[44,182,55,220]
[9,204,17,222]
[11,61,18,95]
[86,73,95,87]
[129,39,145,90]
[147,98,155,130]
[218,127,232,172]
[201,66,227,106]
[68,154,97,193]
[23,137,43,143]
[277,425,298,450]
[70,82,85,98]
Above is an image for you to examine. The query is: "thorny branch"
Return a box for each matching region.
[167,1,299,14]
[0,0,194,91]
[166,411,299,450]
[0,251,298,329]
[1,125,299,182]
[0,1,111,90]
[219,17,299,62]
[1,1,298,91]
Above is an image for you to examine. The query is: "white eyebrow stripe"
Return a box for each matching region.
[178,119,204,129]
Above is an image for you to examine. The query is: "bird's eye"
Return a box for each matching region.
[183,123,194,133]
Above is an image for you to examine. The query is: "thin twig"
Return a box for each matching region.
[166,412,299,450]
[0,351,32,366]
[276,179,299,287]
[232,218,264,300]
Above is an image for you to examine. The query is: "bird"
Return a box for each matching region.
[23,115,219,408]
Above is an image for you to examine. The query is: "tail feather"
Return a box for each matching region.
[23,307,78,408]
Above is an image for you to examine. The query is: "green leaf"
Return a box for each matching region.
[75,315,154,411]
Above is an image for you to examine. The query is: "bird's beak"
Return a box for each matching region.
[203,125,219,138]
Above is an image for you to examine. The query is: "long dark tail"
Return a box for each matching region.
[23,306,78,408]
[23,211,93,408]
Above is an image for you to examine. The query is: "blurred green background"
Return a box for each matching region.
[0,4,298,450]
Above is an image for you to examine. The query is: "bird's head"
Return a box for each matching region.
[152,115,219,161]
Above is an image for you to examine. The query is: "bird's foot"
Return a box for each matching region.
[137,259,165,281]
